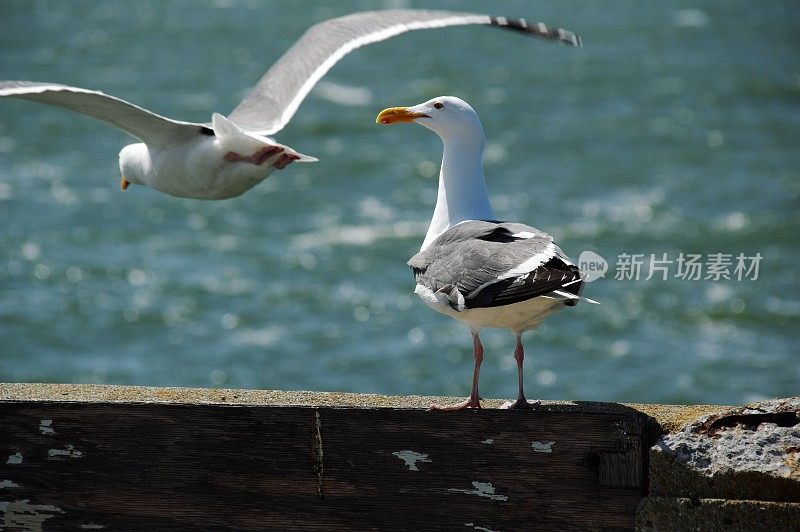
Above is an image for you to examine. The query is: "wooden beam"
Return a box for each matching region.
[0,384,723,530]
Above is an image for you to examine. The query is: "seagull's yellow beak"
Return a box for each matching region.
[120,176,130,190]
[376,106,429,125]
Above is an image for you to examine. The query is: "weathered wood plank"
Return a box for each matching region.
[317,407,644,530]
[0,393,648,531]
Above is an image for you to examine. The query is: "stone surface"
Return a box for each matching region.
[650,397,800,502]
[631,402,730,434]
[0,383,726,426]
[637,497,800,531]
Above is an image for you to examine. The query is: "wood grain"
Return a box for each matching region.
[0,398,646,530]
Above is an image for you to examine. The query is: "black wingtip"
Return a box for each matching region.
[489,16,582,47]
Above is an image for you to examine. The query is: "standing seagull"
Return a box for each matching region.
[0,10,579,200]
[377,97,596,410]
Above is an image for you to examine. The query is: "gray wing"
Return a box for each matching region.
[0,81,207,146]
[228,9,581,135]
[409,221,582,310]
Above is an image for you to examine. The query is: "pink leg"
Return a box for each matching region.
[273,153,300,170]
[502,334,539,410]
[431,332,484,411]
[254,146,284,165]
[224,146,285,165]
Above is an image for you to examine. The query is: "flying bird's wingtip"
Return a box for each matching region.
[488,16,582,48]
[554,27,582,47]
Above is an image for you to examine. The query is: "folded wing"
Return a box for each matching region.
[409,221,584,310]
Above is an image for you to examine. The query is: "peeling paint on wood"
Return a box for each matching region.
[48,444,83,459]
[38,419,54,435]
[532,441,555,453]
[0,391,647,529]
[392,450,432,471]
[448,481,509,502]
[80,523,106,529]
[465,522,499,532]
[0,499,64,531]
[0,480,19,489]
[481,438,494,445]
[6,452,22,465]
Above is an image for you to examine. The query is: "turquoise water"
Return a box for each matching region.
[1,1,798,405]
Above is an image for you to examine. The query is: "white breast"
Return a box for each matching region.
[147,136,274,199]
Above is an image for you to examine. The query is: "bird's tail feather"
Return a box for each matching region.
[212,113,317,162]
[544,289,600,305]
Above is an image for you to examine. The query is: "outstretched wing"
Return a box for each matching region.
[228,9,581,135]
[0,81,207,146]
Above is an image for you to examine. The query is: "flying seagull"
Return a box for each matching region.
[0,10,580,200]
[377,96,596,410]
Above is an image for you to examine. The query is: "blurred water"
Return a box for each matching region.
[0,0,798,405]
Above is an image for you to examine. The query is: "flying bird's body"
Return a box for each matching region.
[116,115,305,199]
[0,10,580,200]
[377,96,593,410]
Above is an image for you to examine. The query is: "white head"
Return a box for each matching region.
[377,96,495,250]
[376,96,485,145]
[118,143,152,188]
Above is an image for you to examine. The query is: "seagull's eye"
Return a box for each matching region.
[433,102,444,110]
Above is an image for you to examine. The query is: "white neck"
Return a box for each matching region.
[421,134,495,250]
